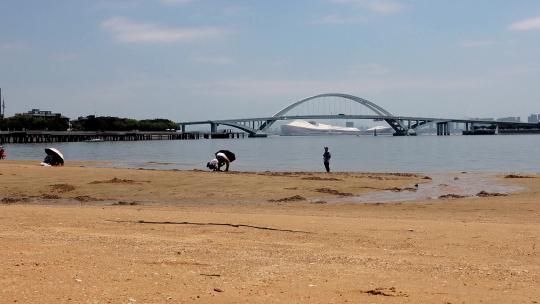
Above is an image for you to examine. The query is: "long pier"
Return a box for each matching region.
[0,130,246,144]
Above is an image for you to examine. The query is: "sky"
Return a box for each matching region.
[1,0,540,121]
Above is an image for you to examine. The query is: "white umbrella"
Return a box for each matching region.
[45,148,64,161]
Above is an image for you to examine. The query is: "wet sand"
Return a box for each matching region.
[351,172,523,203]
[0,161,539,303]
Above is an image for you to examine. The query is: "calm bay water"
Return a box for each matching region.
[3,135,540,172]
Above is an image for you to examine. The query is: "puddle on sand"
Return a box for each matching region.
[339,173,523,203]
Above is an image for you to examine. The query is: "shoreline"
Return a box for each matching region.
[1,161,539,303]
[0,160,426,205]
[0,160,531,205]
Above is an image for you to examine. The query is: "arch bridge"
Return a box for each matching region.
[179,93,538,136]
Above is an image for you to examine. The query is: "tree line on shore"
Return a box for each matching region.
[0,115,178,132]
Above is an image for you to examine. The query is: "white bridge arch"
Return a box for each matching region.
[258,93,407,133]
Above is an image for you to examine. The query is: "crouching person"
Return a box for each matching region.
[206,150,235,172]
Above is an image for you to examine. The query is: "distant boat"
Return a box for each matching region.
[85,138,104,142]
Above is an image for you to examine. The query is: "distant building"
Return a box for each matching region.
[15,109,70,126]
[8,109,70,131]
[527,114,539,123]
[19,109,64,118]
[497,116,521,123]
[281,120,360,135]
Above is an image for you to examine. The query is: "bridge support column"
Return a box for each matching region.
[248,133,268,138]
[436,122,449,136]
[181,124,186,133]
[210,123,218,133]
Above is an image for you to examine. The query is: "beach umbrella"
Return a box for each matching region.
[45,147,64,161]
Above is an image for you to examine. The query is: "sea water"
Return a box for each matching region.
[4,135,540,173]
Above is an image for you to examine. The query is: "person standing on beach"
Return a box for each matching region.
[0,146,6,160]
[323,147,331,173]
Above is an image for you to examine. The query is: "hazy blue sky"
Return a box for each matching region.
[1,0,539,121]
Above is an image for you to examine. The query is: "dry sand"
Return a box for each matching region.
[0,161,539,303]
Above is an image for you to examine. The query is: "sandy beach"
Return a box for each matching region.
[1,160,539,303]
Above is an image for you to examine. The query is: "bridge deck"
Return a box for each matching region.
[179,93,539,136]
[180,115,539,127]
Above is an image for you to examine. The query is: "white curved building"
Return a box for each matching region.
[280,120,361,135]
